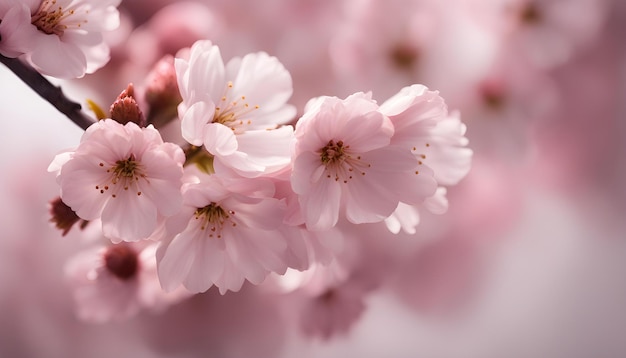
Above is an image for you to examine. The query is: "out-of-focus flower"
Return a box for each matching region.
[291,92,437,231]
[175,40,296,177]
[126,2,224,68]
[329,0,440,99]
[274,261,370,340]
[48,119,185,243]
[454,52,559,161]
[475,0,609,68]
[156,174,295,294]
[65,241,192,323]
[0,0,121,78]
[143,55,182,127]
[385,188,449,235]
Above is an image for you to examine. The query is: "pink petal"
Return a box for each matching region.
[101,191,158,242]
[181,237,217,293]
[29,36,87,79]
[58,158,110,220]
[234,126,293,169]
[0,4,38,57]
[344,175,398,224]
[291,151,323,195]
[157,230,197,292]
[223,197,284,231]
[304,177,341,231]
[423,187,449,215]
[224,229,266,284]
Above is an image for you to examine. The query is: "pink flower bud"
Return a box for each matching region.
[110,83,146,127]
[144,55,182,127]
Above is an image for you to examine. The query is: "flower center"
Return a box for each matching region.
[96,155,147,198]
[194,202,236,238]
[31,0,88,36]
[319,140,370,183]
[321,139,346,164]
[113,156,139,178]
[103,245,139,280]
[213,81,259,133]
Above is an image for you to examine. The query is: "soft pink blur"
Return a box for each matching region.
[1,0,626,357]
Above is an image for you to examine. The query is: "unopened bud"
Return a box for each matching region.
[49,196,88,236]
[110,83,146,127]
[144,55,183,127]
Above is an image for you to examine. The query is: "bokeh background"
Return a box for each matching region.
[1,0,626,357]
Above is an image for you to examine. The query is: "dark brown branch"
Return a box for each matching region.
[0,54,95,130]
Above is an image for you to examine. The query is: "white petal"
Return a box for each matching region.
[204,122,238,156]
[231,52,293,114]
[188,40,226,104]
[180,101,214,146]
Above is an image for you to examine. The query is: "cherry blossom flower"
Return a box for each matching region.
[379,85,472,234]
[48,119,185,243]
[291,92,437,231]
[175,39,296,177]
[328,0,441,99]
[65,242,192,323]
[156,174,293,294]
[273,261,371,340]
[267,168,344,269]
[455,53,558,161]
[380,85,472,186]
[468,0,609,69]
[0,0,121,78]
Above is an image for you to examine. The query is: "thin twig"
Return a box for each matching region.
[0,54,95,130]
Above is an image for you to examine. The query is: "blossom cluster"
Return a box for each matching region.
[0,0,120,78]
[2,0,622,351]
[44,38,471,320]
